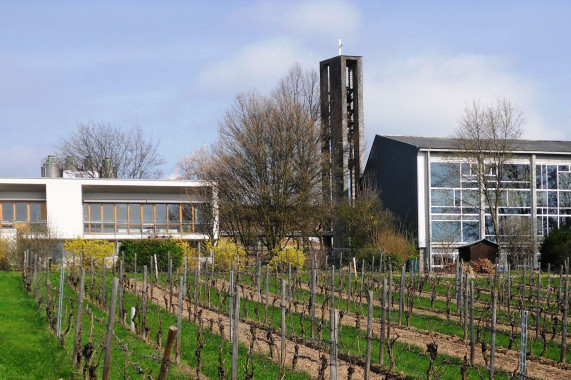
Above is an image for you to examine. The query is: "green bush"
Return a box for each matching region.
[540,225,571,270]
[119,239,184,272]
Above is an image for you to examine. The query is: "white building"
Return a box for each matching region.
[0,177,218,243]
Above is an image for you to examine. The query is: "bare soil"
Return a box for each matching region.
[214,278,571,380]
[129,279,401,380]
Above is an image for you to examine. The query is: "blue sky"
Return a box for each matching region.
[1,1,570,177]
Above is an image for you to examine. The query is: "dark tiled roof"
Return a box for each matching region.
[381,135,571,154]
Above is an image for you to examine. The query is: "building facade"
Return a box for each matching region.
[0,177,218,244]
[363,135,571,270]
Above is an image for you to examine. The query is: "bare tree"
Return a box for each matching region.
[55,122,165,179]
[500,216,535,266]
[453,99,526,250]
[178,65,323,253]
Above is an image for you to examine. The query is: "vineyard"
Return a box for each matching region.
[16,250,571,379]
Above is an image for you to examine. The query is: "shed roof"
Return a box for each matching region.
[457,238,499,249]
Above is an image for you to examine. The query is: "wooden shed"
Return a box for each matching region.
[457,239,499,263]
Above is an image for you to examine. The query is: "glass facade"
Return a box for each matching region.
[83,202,211,235]
[430,161,571,248]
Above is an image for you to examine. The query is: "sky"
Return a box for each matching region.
[1,1,570,178]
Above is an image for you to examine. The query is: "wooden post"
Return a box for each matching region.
[232,286,241,380]
[118,255,125,324]
[134,252,137,298]
[455,258,460,305]
[229,267,234,342]
[142,266,147,340]
[464,272,468,340]
[489,290,497,379]
[329,308,339,380]
[347,261,352,312]
[470,280,475,366]
[158,326,178,380]
[311,258,316,339]
[561,275,568,363]
[536,268,541,338]
[89,255,94,300]
[547,263,551,296]
[209,250,214,308]
[193,263,198,320]
[45,258,50,307]
[380,278,387,364]
[365,290,373,380]
[288,263,292,299]
[168,257,173,312]
[399,264,405,326]
[102,277,119,380]
[150,257,154,303]
[263,264,269,324]
[388,266,393,339]
[37,257,42,304]
[72,267,85,366]
[459,261,464,316]
[183,256,188,298]
[257,259,262,303]
[176,276,183,364]
[280,278,286,371]
[32,254,37,298]
[331,265,335,309]
[520,310,528,380]
[56,264,65,338]
[522,263,526,307]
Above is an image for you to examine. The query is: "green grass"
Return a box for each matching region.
[0,271,74,380]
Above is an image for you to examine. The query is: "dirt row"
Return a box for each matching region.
[211,278,571,380]
[130,280,399,380]
[290,277,571,340]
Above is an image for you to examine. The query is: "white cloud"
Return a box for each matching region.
[364,53,551,142]
[196,38,318,94]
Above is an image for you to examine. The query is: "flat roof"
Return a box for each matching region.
[380,135,571,154]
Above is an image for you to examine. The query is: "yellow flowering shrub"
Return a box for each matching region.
[64,237,114,268]
[204,239,246,271]
[269,247,305,271]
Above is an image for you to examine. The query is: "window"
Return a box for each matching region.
[15,203,27,221]
[29,203,42,221]
[431,189,454,206]
[462,221,479,242]
[1,202,14,221]
[1,202,46,226]
[431,162,460,188]
[82,202,204,235]
[431,221,461,242]
[559,172,571,190]
[560,191,571,208]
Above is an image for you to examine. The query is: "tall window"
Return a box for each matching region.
[537,164,571,235]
